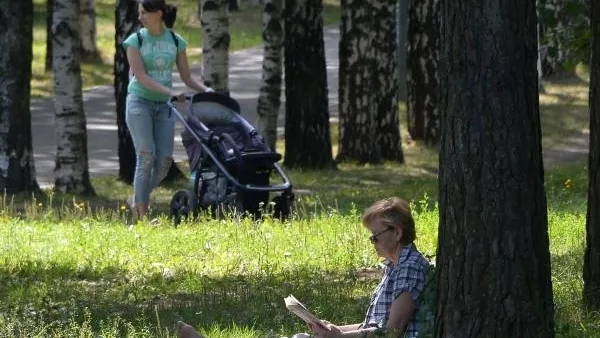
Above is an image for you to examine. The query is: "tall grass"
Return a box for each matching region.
[0,161,598,337]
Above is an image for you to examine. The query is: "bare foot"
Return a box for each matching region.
[176,321,205,338]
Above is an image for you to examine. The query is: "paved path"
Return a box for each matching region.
[31,27,341,188]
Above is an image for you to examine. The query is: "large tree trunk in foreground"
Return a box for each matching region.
[52,0,95,194]
[256,0,284,151]
[435,0,555,336]
[0,0,40,193]
[583,0,600,312]
[114,0,139,183]
[283,0,335,169]
[201,0,230,95]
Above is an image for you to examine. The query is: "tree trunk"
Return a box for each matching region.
[256,0,284,151]
[372,0,403,162]
[337,0,403,164]
[200,0,230,94]
[283,0,335,169]
[337,0,380,164]
[80,0,99,62]
[0,0,40,193]
[583,0,600,312]
[114,0,139,184]
[406,0,440,145]
[52,0,95,195]
[396,0,408,102]
[45,0,54,72]
[229,0,239,11]
[538,0,566,76]
[436,0,555,336]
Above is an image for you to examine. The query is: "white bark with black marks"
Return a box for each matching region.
[337,0,403,164]
[80,0,98,61]
[396,0,408,102]
[406,0,440,145]
[52,0,95,194]
[201,0,230,94]
[256,0,284,150]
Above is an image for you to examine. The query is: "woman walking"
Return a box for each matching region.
[124,0,212,219]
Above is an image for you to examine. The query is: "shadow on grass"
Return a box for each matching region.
[1,263,375,336]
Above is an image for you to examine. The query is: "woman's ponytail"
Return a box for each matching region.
[163,4,178,28]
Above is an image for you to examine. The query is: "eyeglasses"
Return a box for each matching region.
[369,227,394,244]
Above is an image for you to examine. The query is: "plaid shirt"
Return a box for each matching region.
[362,243,432,337]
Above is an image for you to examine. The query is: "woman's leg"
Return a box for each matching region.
[125,94,156,218]
[150,103,176,190]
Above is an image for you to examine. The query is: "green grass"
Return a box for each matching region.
[1,160,599,337]
[31,0,341,98]
[539,65,590,151]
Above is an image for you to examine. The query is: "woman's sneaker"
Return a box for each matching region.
[127,196,135,210]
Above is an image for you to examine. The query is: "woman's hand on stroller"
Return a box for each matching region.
[170,90,187,102]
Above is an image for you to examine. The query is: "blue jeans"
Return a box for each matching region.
[126,94,175,204]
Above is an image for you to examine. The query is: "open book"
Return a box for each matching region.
[284,295,330,330]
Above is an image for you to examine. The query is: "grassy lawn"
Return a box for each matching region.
[11,3,598,336]
[31,0,341,98]
[0,156,599,337]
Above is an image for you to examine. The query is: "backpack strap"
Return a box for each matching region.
[136,30,179,50]
[170,30,179,49]
[136,31,143,47]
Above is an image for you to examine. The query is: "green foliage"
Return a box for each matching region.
[540,0,590,70]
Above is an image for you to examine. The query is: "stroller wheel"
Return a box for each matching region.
[170,189,197,226]
[272,191,294,220]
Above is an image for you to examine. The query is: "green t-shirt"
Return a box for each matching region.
[123,27,187,102]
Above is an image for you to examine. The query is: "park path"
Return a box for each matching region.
[31,27,340,188]
[30,26,589,188]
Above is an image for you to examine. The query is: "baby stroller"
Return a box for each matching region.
[167,92,294,224]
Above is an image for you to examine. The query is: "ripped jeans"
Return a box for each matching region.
[126,94,175,205]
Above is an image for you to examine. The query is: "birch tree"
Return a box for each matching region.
[337,0,403,164]
[80,0,99,61]
[406,0,440,145]
[337,0,380,163]
[583,0,600,311]
[0,0,40,193]
[256,0,284,151]
[397,0,408,102]
[200,0,230,94]
[52,0,95,194]
[436,0,554,335]
[372,0,403,162]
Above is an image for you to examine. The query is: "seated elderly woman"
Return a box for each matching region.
[177,197,433,338]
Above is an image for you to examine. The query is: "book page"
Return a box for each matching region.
[284,295,329,329]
